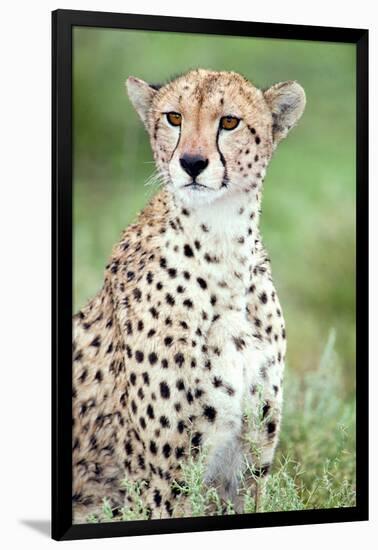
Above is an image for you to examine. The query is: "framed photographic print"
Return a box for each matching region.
[52,9,369,541]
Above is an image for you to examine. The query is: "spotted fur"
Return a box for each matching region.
[72,69,305,522]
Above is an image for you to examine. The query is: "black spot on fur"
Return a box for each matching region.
[133,287,142,301]
[160,381,170,399]
[90,336,101,347]
[267,422,276,434]
[233,336,246,351]
[191,432,202,449]
[94,370,103,382]
[160,415,170,428]
[166,293,175,306]
[165,500,173,516]
[176,379,185,391]
[135,351,144,363]
[149,441,158,455]
[125,441,133,455]
[252,464,270,477]
[174,353,185,367]
[184,244,194,257]
[259,292,268,304]
[149,307,159,319]
[164,336,173,347]
[137,387,145,400]
[203,405,217,422]
[154,489,162,507]
[162,443,171,459]
[149,352,158,365]
[175,447,185,459]
[197,277,207,289]
[78,369,87,383]
[147,404,155,419]
[262,403,270,418]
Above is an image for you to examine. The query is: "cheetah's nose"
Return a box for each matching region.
[180,154,209,179]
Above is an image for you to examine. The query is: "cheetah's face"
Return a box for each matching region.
[127,70,305,207]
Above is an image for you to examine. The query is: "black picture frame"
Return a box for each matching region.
[52,8,369,541]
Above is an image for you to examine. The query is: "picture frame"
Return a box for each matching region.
[52,8,369,541]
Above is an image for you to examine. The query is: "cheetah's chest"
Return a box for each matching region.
[164,235,269,413]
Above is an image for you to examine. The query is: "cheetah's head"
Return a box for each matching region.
[126,69,305,208]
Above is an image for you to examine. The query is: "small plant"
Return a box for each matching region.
[120,478,150,521]
[84,498,118,524]
[259,457,305,512]
[277,329,356,510]
[101,498,115,521]
[170,434,226,517]
[86,513,99,524]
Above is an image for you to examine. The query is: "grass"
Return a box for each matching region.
[86,331,355,522]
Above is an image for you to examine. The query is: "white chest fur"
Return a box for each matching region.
[161,192,281,496]
[165,194,273,414]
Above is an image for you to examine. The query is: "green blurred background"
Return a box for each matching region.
[73,27,356,397]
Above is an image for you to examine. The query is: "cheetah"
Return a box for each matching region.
[72,69,305,523]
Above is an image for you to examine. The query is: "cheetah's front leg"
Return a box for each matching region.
[242,368,283,512]
[199,313,270,510]
[242,281,286,510]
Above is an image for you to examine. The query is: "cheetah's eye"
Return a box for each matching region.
[166,112,182,127]
[220,116,240,131]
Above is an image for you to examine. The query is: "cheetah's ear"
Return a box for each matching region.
[263,81,306,146]
[126,76,159,130]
